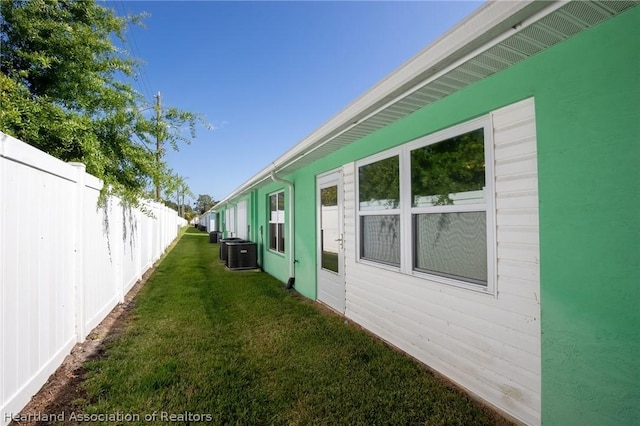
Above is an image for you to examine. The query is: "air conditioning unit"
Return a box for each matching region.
[219,237,243,261]
[226,241,258,270]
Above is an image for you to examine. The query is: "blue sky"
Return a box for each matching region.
[107,0,482,207]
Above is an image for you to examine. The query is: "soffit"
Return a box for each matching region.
[217,0,638,206]
[274,0,637,176]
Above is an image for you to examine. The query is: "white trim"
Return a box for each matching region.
[355,114,495,293]
[403,116,488,152]
[485,114,498,298]
[214,2,567,208]
[269,2,554,174]
[225,206,236,237]
[353,146,402,169]
[316,168,346,313]
[237,200,248,240]
[268,190,286,254]
[344,98,539,425]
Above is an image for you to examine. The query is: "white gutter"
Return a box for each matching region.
[270,169,295,289]
[214,0,551,209]
[268,0,547,168]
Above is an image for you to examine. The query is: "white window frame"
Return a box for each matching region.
[355,148,403,272]
[268,190,285,254]
[356,116,496,293]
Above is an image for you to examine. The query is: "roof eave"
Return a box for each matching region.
[213,0,575,208]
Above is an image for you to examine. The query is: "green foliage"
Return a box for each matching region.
[358,155,400,208]
[0,0,206,207]
[183,209,197,223]
[195,193,216,214]
[320,185,337,206]
[356,130,485,209]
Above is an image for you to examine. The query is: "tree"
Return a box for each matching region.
[161,172,193,217]
[195,194,216,214]
[0,0,207,207]
[183,209,197,223]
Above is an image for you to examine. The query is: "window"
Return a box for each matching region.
[358,154,400,266]
[356,118,493,290]
[269,191,285,253]
[410,128,487,284]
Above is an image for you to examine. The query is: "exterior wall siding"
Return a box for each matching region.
[214,5,639,424]
[343,99,540,425]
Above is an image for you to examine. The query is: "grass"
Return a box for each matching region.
[78,226,507,425]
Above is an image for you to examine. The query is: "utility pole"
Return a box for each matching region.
[154,91,162,201]
[176,187,180,216]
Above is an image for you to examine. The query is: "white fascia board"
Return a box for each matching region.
[216,0,555,207]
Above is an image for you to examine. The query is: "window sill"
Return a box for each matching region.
[355,257,495,296]
[410,269,495,296]
[356,257,401,274]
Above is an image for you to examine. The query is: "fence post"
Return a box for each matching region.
[136,207,142,284]
[69,162,86,343]
[114,200,124,304]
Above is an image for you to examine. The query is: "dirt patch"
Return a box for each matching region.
[8,267,154,426]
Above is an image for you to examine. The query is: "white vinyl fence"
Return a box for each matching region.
[0,131,187,424]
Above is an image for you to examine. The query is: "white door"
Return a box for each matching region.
[225,207,235,237]
[317,170,345,313]
[237,200,248,240]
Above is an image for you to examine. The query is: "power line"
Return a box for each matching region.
[109,0,154,103]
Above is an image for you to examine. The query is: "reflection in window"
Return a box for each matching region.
[358,155,401,268]
[269,191,285,253]
[355,123,491,288]
[321,185,340,273]
[410,128,487,285]
[411,129,485,207]
[358,155,399,210]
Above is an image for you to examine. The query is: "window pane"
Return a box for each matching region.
[413,212,487,285]
[321,185,340,273]
[278,223,285,253]
[359,156,399,210]
[360,215,400,266]
[277,192,285,211]
[270,194,277,213]
[411,129,485,207]
[321,186,337,206]
[269,223,277,250]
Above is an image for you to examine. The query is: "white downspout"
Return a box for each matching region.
[270,169,295,289]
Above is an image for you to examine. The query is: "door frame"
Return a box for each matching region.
[316,168,346,314]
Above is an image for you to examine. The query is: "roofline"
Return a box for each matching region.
[213,0,565,209]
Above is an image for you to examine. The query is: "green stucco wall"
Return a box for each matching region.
[535,8,640,425]
[295,7,639,424]
[254,182,292,285]
[228,5,638,424]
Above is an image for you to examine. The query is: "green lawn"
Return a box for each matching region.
[77,227,508,425]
